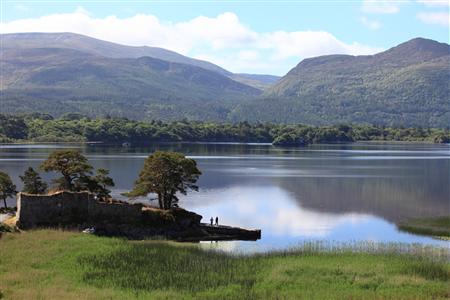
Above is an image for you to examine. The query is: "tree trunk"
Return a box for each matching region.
[157,193,163,209]
[164,193,172,210]
[3,198,7,208]
[162,192,168,210]
[163,194,168,210]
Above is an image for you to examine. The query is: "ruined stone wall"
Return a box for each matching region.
[17,191,90,228]
[88,200,143,224]
[16,191,202,230]
[17,191,143,228]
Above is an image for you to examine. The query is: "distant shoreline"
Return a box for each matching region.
[1,140,447,147]
[2,115,449,146]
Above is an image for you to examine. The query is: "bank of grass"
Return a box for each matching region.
[0,230,449,300]
[397,216,450,238]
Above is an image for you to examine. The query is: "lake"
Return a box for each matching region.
[0,142,449,252]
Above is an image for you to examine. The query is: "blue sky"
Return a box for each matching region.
[1,0,448,75]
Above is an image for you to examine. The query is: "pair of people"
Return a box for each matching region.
[210,216,219,226]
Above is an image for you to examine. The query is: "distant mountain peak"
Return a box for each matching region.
[376,37,449,62]
[396,37,449,50]
[284,37,449,76]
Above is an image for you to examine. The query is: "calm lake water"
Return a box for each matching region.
[1,142,449,252]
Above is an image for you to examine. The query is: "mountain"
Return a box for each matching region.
[1,32,230,75]
[231,38,450,127]
[1,45,261,120]
[2,32,278,89]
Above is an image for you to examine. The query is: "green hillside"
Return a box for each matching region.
[1,32,230,75]
[1,47,261,120]
[1,32,279,89]
[231,38,450,127]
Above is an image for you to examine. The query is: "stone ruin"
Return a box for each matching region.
[16,191,202,237]
[15,191,261,241]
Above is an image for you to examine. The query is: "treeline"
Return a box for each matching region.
[0,113,449,145]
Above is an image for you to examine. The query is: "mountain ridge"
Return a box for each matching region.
[1,45,261,120]
[231,37,450,127]
[1,32,280,89]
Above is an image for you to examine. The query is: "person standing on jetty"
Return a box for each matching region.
[215,216,219,226]
[210,217,213,226]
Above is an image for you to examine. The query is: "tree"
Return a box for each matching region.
[127,151,201,209]
[77,168,115,199]
[40,150,93,191]
[19,167,48,194]
[0,171,16,208]
[0,115,28,140]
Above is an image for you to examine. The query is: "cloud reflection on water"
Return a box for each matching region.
[183,186,371,237]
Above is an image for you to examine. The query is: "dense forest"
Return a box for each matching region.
[1,113,448,146]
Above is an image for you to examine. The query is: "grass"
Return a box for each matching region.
[397,216,450,238]
[0,230,449,299]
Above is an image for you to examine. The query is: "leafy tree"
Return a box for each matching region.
[0,115,28,139]
[0,171,16,208]
[77,168,115,199]
[127,151,201,209]
[19,167,48,194]
[433,134,450,144]
[40,150,93,191]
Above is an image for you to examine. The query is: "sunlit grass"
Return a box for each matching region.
[0,230,449,299]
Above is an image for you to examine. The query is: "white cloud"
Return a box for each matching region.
[359,16,383,30]
[262,31,383,60]
[417,12,450,26]
[0,9,383,74]
[361,0,401,14]
[417,0,450,7]
[237,50,261,61]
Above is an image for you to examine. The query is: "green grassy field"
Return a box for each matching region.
[397,216,450,238]
[0,230,449,299]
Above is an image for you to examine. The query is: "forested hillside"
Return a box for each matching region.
[231,38,450,127]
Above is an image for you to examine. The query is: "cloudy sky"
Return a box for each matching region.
[1,0,448,75]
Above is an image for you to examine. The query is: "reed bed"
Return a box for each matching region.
[0,230,449,299]
[256,240,450,261]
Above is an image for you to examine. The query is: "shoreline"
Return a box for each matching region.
[1,139,447,147]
